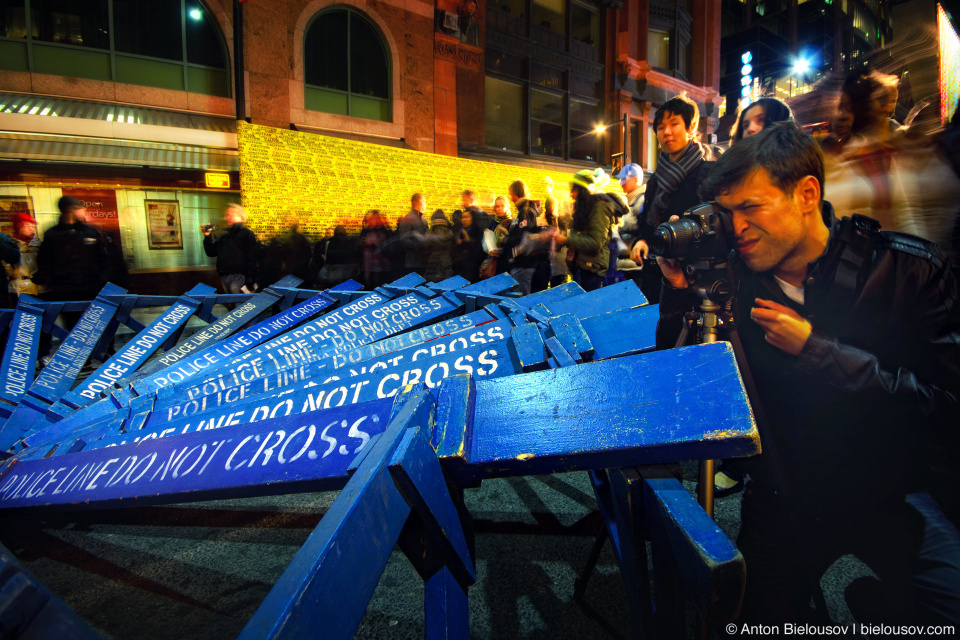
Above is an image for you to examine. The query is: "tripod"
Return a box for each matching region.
[674,261,831,620]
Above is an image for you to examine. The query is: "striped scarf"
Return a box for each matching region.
[649,141,706,225]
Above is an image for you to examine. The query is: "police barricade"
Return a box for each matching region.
[0,273,758,639]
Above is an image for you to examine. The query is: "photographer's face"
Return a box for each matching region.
[716,168,806,276]
[656,112,692,159]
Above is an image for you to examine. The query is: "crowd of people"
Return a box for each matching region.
[203,179,634,298]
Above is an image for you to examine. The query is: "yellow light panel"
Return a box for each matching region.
[238,122,619,239]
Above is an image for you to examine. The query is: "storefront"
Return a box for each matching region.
[0,92,239,294]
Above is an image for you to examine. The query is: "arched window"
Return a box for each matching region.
[304,8,390,122]
[0,0,230,97]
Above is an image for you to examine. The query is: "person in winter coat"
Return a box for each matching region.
[424,209,454,282]
[35,196,110,302]
[499,180,542,295]
[554,169,614,292]
[202,203,260,294]
[451,206,486,283]
[629,95,717,303]
[5,212,42,300]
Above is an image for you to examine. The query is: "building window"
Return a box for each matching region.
[571,1,598,46]
[569,99,598,161]
[648,29,670,68]
[0,0,230,96]
[484,75,524,151]
[532,0,564,35]
[304,8,390,122]
[531,88,563,156]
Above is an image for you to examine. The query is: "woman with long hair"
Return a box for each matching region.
[451,207,486,282]
[554,169,614,292]
[730,97,794,144]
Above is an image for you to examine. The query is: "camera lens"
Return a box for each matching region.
[649,218,702,258]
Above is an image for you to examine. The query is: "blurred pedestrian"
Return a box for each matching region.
[398,193,429,276]
[201,203,259,294]
[36,196,110,302]
[500,180,542,295]
[452,206,486,283]
[825,69,914,234]
[6,212,41,300]
[360,210,391,289]
[554,169,614,292]
[316,226,358,288]
[424,209,454,282]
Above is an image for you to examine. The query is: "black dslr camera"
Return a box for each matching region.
[648,202,735,279]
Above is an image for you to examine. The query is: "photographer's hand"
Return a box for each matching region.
[656,257,689,289]
[750,298,812,356]
[630,239,649,263]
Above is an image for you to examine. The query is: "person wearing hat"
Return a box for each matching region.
[4,212,42,299]
[615,163,646,266]
[35,195,110,303]
[553,169,614,292]
[617,163,645,217]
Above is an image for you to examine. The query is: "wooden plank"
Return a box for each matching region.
[151,310,503,418]
[639,465,745,624]
[0,297,45,419]
[510,322,548,372]
[388,426,475,588]
[51,284,211,414]
[0,397,395,511]
[0,284,126,449]
[540,279,647,319]
[128,292,338,395]
[450,342,759,483]
[548,314,594,362]
[580,304,659,360]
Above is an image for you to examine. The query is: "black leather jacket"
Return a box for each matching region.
[657,202,960,519]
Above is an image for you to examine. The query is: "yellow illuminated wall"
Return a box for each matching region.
[238,121,615,239]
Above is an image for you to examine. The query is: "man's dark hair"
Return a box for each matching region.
[461,189,476,199]
[701,121,824,204]
[653,95,699,134]
[508,180,528,199]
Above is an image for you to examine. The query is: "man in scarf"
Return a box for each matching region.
[629,95,717,303]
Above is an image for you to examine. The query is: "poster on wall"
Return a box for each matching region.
[62,188,121,248]
[0,197,35,237]
[144,200,183,250]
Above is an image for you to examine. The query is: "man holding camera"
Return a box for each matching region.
[656,122,960,626]
[201,203,259,294]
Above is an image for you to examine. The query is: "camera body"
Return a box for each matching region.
[204,223,216,232]
[648,202,735,275]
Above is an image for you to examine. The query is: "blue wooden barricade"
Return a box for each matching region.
[0,273,758,639]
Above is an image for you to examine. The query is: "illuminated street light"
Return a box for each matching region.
[792,57,810,75]
[189,8,203,20]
